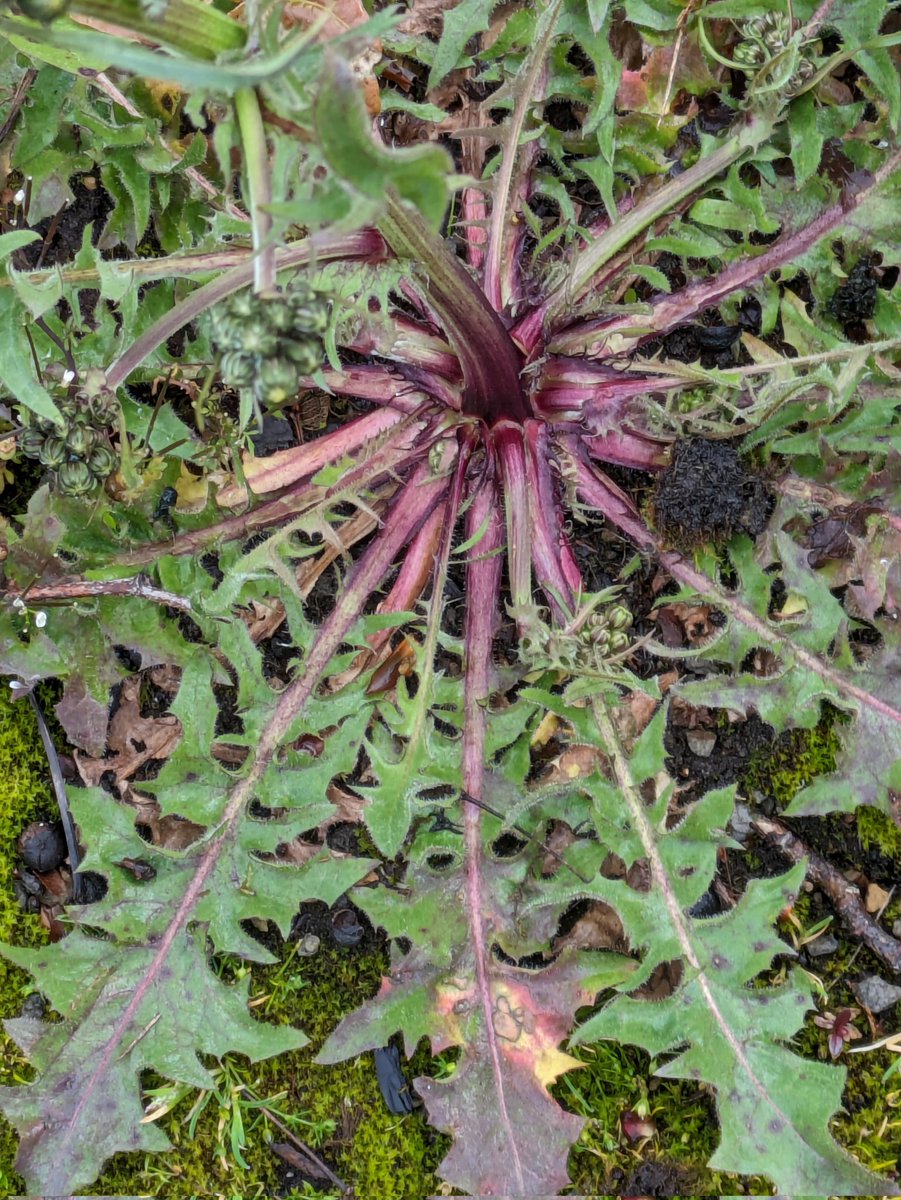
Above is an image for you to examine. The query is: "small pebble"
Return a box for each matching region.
[892,918,901,939]
[18,822,67,873]
[686,730,717,758]
[729,802,752,843]
[20,991,46,1021]
[805,934,839,959]
[852,975,901,1014]
[331,905,365,948]
[296,933,320,957]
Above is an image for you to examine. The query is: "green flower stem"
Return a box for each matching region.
[234,86,275,297]
[70,0,244,59]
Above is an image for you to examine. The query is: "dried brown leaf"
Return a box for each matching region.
[654,602,716,648]
[552,902,626,954]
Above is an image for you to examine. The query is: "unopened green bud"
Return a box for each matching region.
[57,459,96,496]
[240,325,278,357]
[256,358,298,406]
[39,436,68,469]
[607,605,632,631]
[87,443,117,478]
[20,429,45,458]
[734,39,765,65]
[282,337,323,374]
[66,423,97,456]
[219,350,256,388]
[88,389,119,426]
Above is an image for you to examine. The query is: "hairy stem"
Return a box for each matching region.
[483,0,561,311]
[495,422,532,612]
[234,87,275,296]
[460,472,526,1190]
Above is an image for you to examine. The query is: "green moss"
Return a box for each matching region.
[742,714,841,808]
[557,1040,772,1195]
[856,804,901,864]
[0,685,55,1197]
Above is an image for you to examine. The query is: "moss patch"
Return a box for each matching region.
[0,686,55,1196]
[742,713,841,808]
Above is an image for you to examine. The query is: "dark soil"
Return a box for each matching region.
[615,1156,696,1197]
[17,172,113,269]
[665,711,775,798]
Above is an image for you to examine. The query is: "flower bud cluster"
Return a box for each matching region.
[18,385,119,497]
[734,12,817,95]
[521,602,634,675]
[210,284,331,409]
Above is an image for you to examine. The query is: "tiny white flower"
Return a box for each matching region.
[9,680,25,691]
[12,597,25,610]
[34,611,47,629]
[62,369,76,385]
[13,189,26,205]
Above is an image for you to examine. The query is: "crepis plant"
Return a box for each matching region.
[0,0,900,1195]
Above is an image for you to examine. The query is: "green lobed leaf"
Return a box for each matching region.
[314,54,452,230]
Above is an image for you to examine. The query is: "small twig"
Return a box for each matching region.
[116,1012,162,1060]
[260,1105,349,1196]
[26,689,84,904]
[801,0,837,39]
[753,816,901,973]
[33,315,78,376]
[847,1029,901,1055]
[461,791,592,884]
[5,573,193,613]
[0,67,37,146]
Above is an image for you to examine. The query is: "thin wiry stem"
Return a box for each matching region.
[105,231,385,391]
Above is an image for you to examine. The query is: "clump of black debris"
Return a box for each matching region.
[652,438,772,546]
[828,256,878,326]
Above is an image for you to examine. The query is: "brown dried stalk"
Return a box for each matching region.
[753,815,901,973]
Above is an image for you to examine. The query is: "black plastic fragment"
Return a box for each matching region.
[18,821,67,873]
[374,1045,414,1114]
[331,904,365,947]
